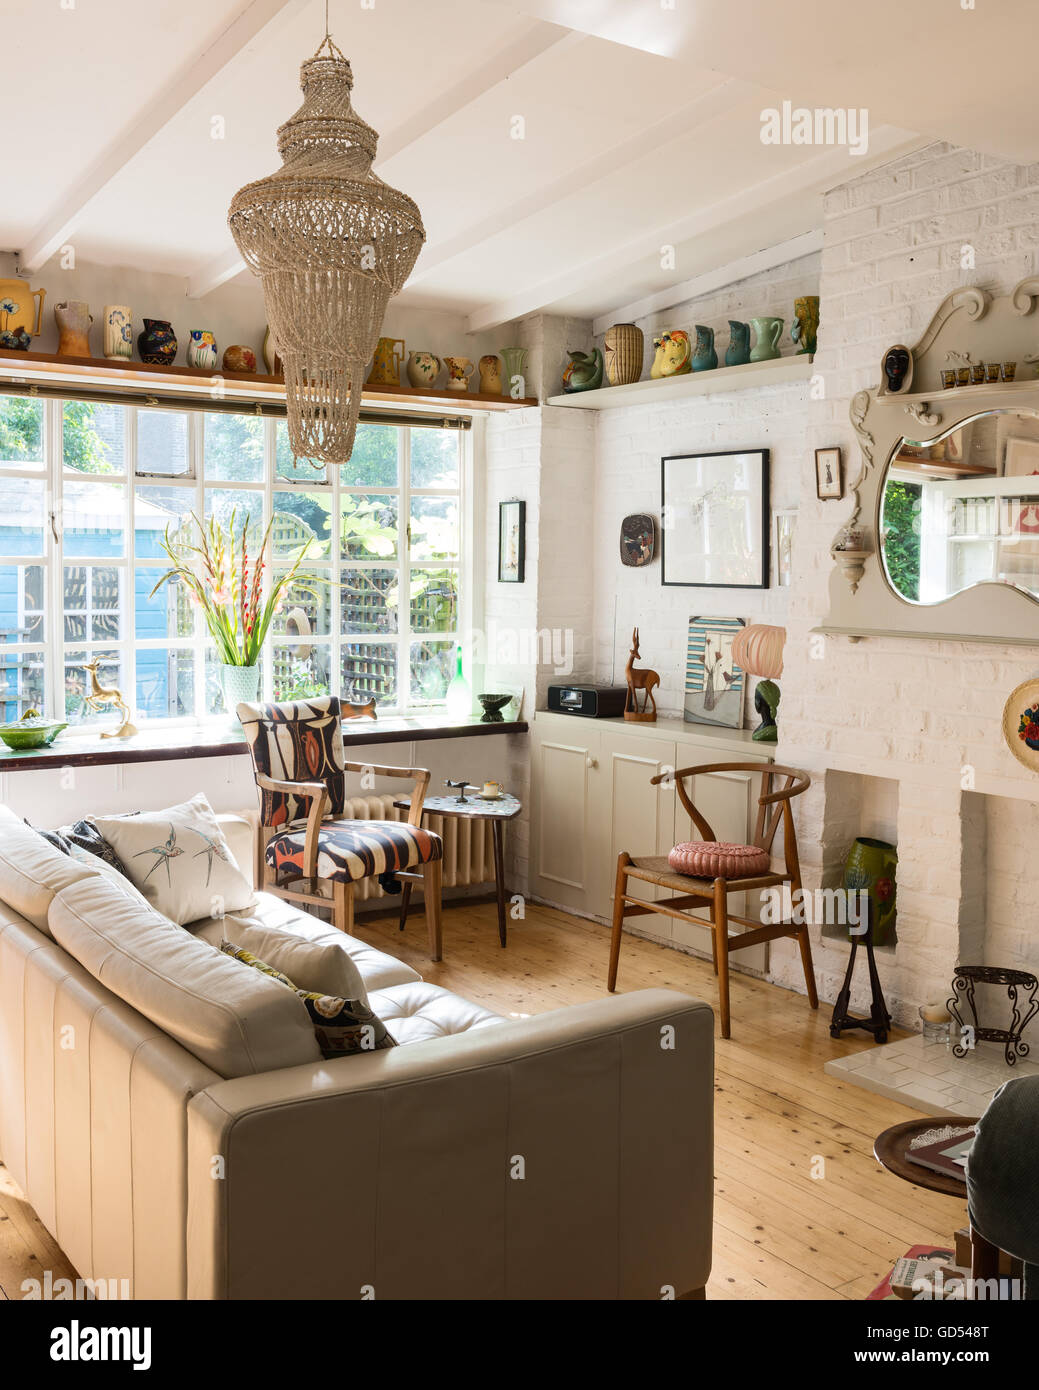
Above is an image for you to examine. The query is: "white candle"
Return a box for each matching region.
[921,1002,951,1023]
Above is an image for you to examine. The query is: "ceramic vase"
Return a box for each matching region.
[691,325,717,372]
[749,316,783,362]
[54,301,92,357]
[222,344,256,373]
[603,322,644,386]
[444,356,475,391]
[187,330,218,369]
[406,350,441,388]
[138,318,177,366]
[367,336,405,386]
[0,278,45,342]
[221,663,260,716]
[562,348,602,392]
[262,326,283,376]
[650,329,692,378]
[842,836,898,946]
[792,295,819,355]
[102,306,132,361]
[478,354,502,394]
[725,320,750,367]
[499,346,528,398]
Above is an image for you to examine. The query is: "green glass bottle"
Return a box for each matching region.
[445,643,472,718]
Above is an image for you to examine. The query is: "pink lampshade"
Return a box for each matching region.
[732,623,786,679]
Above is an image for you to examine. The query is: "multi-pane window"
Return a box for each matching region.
[0,395,466,728]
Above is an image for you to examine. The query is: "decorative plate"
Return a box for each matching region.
[620,513,656,567]
[1001,678,1039,772]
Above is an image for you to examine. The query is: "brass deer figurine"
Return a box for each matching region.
[82,658,138,739]
[624,627,660,723]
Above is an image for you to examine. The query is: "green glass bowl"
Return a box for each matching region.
[0,710,68,750]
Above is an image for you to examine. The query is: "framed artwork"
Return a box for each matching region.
[498,500,525,582]
[660,449,770,589]
[815,447,843,500]
[774,509,797,587]
[684,616,746,728]
[620,513,656,567]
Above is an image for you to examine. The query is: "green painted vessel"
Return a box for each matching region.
[0,709,68,751]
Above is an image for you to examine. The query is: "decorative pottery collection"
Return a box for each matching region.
[444,355,475,391]
[138,318,178,366]
[749,316,784,362]
[842,836,898,947]
[650,329,692,377]
[222,344,256,373]
[603,322,644,385]
[103,305,133,361]
[54,300,93,357]
[0,277,45,350]
[691,324,717,372]
[725,320,750,367]
[406,350,440,387]
[562,348,602,393]
[478,353,502,393]
[367,335,405,386]
[187,330,218,369]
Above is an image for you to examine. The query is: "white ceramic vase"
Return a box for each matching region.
[103,306,133,361]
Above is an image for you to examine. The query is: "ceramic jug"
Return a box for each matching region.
[603,322,644,386]
[499,346,529,398]
[791,295,819,355]
[562,348,603,393]
[0,278,45,345]
[650,329,692,378]
[138,319,177,366]
[691,325,717,372]
[102,306,132,361]
[444,356,475,391]
[55,301,92,357]
[406,350,441,388]
[478,353,502,394]
[725,320,750,367]
[187,330,218,369]
[749,316,783,362]
[367,336,405,386]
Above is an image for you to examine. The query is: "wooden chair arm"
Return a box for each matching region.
[254,773,330,879]
[342,762,431,826]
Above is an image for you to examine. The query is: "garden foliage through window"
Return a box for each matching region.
[0,396,464,728]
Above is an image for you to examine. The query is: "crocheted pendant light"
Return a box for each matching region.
[228,32,425,465]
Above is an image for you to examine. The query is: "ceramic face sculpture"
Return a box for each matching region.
[650,330,692,378]
[884,345,911,393]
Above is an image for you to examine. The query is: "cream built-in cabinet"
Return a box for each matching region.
[530,712,774,972]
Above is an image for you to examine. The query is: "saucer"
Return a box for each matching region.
[478,792,505,801]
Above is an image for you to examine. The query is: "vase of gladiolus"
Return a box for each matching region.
[150,508,310,716]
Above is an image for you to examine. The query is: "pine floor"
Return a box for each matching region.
[0,899,966,1300]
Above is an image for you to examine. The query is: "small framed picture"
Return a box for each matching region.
[774,509,797,587]
[815,447,843,500]
[498,499,526,582]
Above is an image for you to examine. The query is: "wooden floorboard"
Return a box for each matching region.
[0,898,965,1300]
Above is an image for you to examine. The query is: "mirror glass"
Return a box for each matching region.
[880,409,1039,604]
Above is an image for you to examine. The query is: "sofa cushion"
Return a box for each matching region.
[215,918,368,1002]
[48,875,321,1079]
[0,806,106,936]
[367,981,505,1046]
[92,794,255,926]
[190,892,422,993]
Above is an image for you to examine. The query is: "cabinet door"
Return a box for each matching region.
[530,724,601,914]
[672,762,770,972]
[596,729,677,937]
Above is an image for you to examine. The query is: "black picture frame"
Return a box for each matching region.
[498,499,526,582]
[815,447,843,500]
[660,448,770,589]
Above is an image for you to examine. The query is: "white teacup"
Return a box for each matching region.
[482,780,504,799]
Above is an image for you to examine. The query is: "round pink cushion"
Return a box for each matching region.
[668,841,770,878]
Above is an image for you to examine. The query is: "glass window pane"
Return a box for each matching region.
[137,648,195,719]
[204,650,225,717]
[411,639,454,703]
[340,568,398,634]
[63,401,125,474]
[410,428,459,489]
[63,480,125,557]
[204,488,264,534]
[272,643,331,701]
[134,484,197,560]
[0,563,45,643]
[409,496,458,561]
[205,413,264,482]
[64,649,126,727]
[342,642,397,708]
[410,567,458,634]
[341,495,397,560]
[0,477,45,554]
[272,570,331,638]
[63,565,124,642]
[273,490,332,559]
[0,397,44,469]
[0,650,45,721]
[136,568,194,641]
[137,409,190,477]
[340,423,398,488]
[275,421,327,483]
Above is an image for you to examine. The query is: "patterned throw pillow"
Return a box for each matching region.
[220,940,396,1058]
[60,819,131,877]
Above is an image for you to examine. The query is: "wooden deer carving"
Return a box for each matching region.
[82,658,138,739]
[624,627,660,723]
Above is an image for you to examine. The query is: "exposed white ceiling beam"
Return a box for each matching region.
[466,127,924,332]
[408,78,748,286]
[590,230,823,337]
[187,18,583,299]
[18,0,312,274]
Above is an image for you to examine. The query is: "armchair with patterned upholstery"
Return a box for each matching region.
[237,697,445,959]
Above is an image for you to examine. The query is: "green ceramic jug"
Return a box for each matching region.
[749,316,783,362]
[842,837,897,945]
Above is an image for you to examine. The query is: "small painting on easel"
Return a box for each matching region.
[685,616,745,728]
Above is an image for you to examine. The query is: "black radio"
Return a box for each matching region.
[546,683,628,718]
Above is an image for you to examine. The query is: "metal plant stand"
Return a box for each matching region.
[830,905,892,1045]
[947,965,1039,1066]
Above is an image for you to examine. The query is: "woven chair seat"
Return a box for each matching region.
[627,854,784,894]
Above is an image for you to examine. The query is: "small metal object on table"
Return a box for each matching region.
[393,791,522,947]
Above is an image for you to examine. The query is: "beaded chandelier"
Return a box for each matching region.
[228,33,425,465]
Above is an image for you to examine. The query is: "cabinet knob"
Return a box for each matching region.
[586,756,598,769]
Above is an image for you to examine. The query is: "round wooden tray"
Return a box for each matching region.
[873,1116,978,1199]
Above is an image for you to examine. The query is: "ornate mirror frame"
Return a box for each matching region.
[821,277,1039,645]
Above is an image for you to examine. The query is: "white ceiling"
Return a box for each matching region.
[3,0,1034,329]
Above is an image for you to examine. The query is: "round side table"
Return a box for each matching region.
[393,792,522,947]
[873,1116,978,1199]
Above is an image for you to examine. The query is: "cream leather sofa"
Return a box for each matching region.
[0,805,713,1300]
